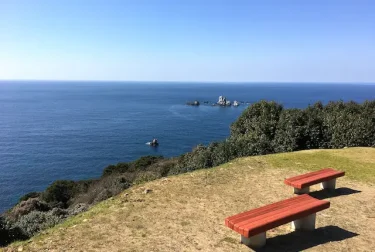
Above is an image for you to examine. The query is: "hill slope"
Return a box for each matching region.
[4,148,375,252]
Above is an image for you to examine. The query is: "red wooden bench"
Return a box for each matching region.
[225,194,330,249]
[284,168,345,194]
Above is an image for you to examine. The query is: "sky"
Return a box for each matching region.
[0,0,375,83]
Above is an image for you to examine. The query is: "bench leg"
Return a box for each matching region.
[291,213,316,231]
[293,187,309,194]
[321,178,336,190]
[241,232,266,249]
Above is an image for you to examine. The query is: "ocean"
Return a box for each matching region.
[1,81,375,213]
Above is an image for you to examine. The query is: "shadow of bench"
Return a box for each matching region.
[255,225,358,252]
[309,187,361,200]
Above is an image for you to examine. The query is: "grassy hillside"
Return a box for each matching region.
[4,147,375,252]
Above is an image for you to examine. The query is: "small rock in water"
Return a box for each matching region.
[18,247,23,252]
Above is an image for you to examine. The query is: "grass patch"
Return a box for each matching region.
[264,147,375,184]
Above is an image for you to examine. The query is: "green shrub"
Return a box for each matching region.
[73,175,131,205]
[0,216,27,246]
[273,109,308,152]
[209,141,236,166]
[230,100,283,155]
[133,171,161,184]
[322,100,375,148]
[146,158,178,177]
[14,211,61,237]
[102,162,130,177]
[133,155,164,170]
[42,180,78,207]
[7,198,50,221]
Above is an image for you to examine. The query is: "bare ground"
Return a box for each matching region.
[4,148,375,252]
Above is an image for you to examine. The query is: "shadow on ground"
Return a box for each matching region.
[309,187,361,200]
[255,225,358,252]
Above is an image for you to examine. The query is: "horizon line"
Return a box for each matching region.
[1,79,375,85]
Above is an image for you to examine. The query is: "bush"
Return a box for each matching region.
[230,100,283,155]
[7,198,50,221]
[273,109,308,152]
[209,141,236,166]
[0,216,27,246]
[132,155,164,171]
[303,102,329,149]
[102,156,164,177]
[67,203,89,216]
[146,158,177,177]
[133,171,161,184]
[73,175,131,205]
[322,100,375,148]
[14,211,62,237]
[42,180,78,207]
[102,162,130,177]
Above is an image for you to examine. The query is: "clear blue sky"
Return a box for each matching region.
[1,0,374,82]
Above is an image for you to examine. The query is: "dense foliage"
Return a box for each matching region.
[2,100,374,247]
[0,216,26,246]
[168,100,375,172]
[102,155,164,176]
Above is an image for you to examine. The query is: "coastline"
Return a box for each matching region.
[2,99,375,247]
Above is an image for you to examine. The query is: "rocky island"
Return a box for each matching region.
[186,100,200,106]
[187,96,242,107]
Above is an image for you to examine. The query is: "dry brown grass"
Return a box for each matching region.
[4,148,375,252]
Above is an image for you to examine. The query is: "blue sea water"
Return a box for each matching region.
[1,81,375,213]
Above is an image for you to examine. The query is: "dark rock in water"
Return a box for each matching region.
[150,138,159,146]
[186,100,200,106]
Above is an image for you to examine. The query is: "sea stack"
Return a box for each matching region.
[217,96,231,106]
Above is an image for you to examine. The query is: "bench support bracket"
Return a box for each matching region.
[321,178,336,190]
[241,232,266,249]
[291,213,316,231]
[293,187,309,194]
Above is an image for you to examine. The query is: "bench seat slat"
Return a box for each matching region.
[242,200,329,237]
[232,197,317,232]
[225,195,308,229]
[286,168,334,183]
[225,194,330,237]
[295,171,345,188]
[284,168,345,189]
